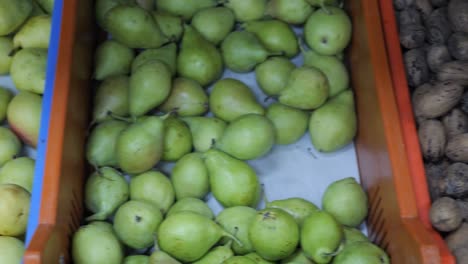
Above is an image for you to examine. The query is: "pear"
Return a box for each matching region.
[0,236,25,264]
[203,149,261,208]
[94,40,135,81]
[152,11,184,42]
[280,249,315,264]
[156,0,217,20]
[72,223,124,264]
[221,31,274,73]
[306,0,340,7]
[216,114,275,160]
[216,206,257,254]
[248,208,300,261]
[244,253,276,264]
[192,7,235,45]
[177,25,223,87]
[95,0,136,30]
[105,5,169,49]
[131,43,177,75]
[308,89,357,152]
[7,92,42,147]
[301,211,344,263]
[332,242,390,264]
[209,78,264,122]
[130,171,174,214]
[279,66,329,110]
[255,56,295,96]
[265,103,310,145]
[113,200,164,249]
[0,87,12,122]
[304,6,352,56]
[193,241,234,264]
[0,157,35,193]
[13,15,51,49]
[129,60,172,117]
[166,197,214,219]
[0,37,13,74]
[116,115,165,174]
[0,127,21,167]
[265,197,319,227]
[223,0,267,22]
[303,47,349,97]
[84,167,129,221]
[322,177,368,227]
[243,19,299,58]
[0,0,33,36]
[343,227,369,246]
[86,119,128,167]
[123,255,149,264]
[149,250,182,264]
[92,75,130,124]
[159,77,208,117]
[181,116,227,152]
[0,184,30,236]
[224,256,257,264]
[162,117,193,161]
[36,0,54,14]
[157,211,241,262]
[266,0,314,25]
[171,153,210,200]
[10,48,47,95]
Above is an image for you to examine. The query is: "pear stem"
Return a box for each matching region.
[85,211,108,222]
[262,186,270,207]
[321,2,331,15]
[108,112,134,123]
[8,47,20,57]
[222,231,243,248]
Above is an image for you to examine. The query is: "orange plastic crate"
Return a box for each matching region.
[23,0,444,263]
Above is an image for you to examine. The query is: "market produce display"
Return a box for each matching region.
[0,0,53,263]
[67,0,387,263]
[394,0,468,262]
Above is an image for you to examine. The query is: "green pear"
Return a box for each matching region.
[280,249,315,264]
[265,197,319,227]
[105,5,169,49]
[343,227,369,246]
[10,48,47,95]
[113,200,164,249]
[223,0,267,22]
[193,241,234,264]
[243,19,299,58]
[177,25,223,87]
[203,149,261,208]
[0,87,12,122]
[0,236,25,264]
[129,60,172,117]
[266,0,314,25]
[322,177,368,227]
[0,37,13,74]
[156,0,217,20]
[162,117,193,161]
[0,157,35,193]
[95,0,136,30]
[192,7,235,45]
[304,7,352,56]
[249,208,300,261]
[303,47,349,97]
[332,242,390,264]
[216,206,257,255]
[244,252,276,264]
[84,167,129,221]
[224,256,257,264]
[7,91,42,147]
[181,116,227,152]
[94,40,135,81]
[86,119,128,167]
[131,43,177,75]
[166,197,214,219]
[255,56,295,96]
[157,211,241,262]
[152,11,184,42]
[306,0,340,7]
[0,0,33,36]
[36,0,54,14]
[308,89,357,152]
[0,127,21,167]
[13,15,51,49]
[159,77,208,117]
[209,78,264,122]
[279,66,329,110]
[221,31,274,73]
[130,170,174,214]
[301,211,344,263]
[116,115,165,174]
[171,152,209,200]
[123,255,149,264]
[149,250,181,264]
[92,75,130,124]
[216,114,275,160]
[0,184,30,236]
[265,103,310,145]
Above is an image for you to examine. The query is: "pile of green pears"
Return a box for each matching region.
[0,0,54,263]
[71,0,385,263]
